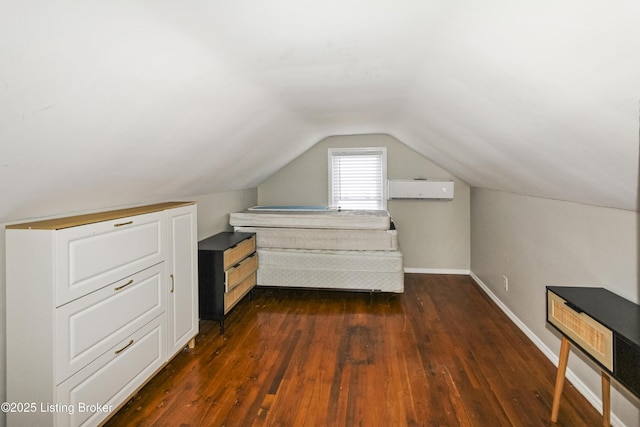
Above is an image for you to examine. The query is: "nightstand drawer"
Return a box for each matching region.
[223,235,256,270]
[225,252,258,291]
[224,272,256,314]
[547,290,613,370]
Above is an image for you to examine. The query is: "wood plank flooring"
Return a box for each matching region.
[105,274,602,426]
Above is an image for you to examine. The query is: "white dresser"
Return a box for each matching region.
[5,202,198,427]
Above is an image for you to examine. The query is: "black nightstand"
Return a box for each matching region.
[198,232,258,333]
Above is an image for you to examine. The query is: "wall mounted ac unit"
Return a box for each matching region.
[388,179,454,200]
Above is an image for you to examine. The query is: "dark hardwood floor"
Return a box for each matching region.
[105,274,602,426]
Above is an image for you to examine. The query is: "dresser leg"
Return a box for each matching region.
[551,336,570,422]
[602,371,610,427]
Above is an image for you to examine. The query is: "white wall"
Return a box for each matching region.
[470,188,640,426]
[192,189,258,240]
[0,188,257,427]
[258,134,471,271]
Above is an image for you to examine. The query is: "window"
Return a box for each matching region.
[328,147,387,210]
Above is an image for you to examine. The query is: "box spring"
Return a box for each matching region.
[257,248,404,293]
[233,226,398,251]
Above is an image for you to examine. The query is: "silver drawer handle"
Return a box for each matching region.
[114,221,133,227]
[115,339,134,354]
[114,279,133,291]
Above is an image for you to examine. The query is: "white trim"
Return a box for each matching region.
[404,267,470,275]
[469,271,627,427]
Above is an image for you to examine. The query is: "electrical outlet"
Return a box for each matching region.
[503,275,509,291]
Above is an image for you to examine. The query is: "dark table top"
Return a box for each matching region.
[198,231,254,252]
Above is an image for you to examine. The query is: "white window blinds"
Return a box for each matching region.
[328,147,387,210]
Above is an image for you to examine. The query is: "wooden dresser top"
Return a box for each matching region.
[6,201,195,230]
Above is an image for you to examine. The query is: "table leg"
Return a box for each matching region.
[551,336,571,422]
[602,371,610,427]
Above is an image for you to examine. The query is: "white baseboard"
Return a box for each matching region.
[404,267,470,275]
[469,272,626,427]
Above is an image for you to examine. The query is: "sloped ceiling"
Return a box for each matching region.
[1,1,639,222]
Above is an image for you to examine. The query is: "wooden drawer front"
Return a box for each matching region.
[224,272,256,314]
[57,317,166,427]
[225,252,258,291]
[223,235,256,270]
[548,291,613,370]
[56,263,166,383]
[56,211,165,306]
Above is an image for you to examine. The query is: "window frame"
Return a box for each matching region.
[327,147,388,210]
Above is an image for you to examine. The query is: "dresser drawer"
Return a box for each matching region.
[225,252,258,291]
[223,235,256,270]
[57,317,166,427]
[547,290,613,370]
[224,272,256,314]
[56,263,166,383]
[55,211,165,306]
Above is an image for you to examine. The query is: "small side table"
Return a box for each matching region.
[198,232,258,333]
[546,286,640,426]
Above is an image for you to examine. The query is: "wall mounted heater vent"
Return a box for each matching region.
[388,179,454,200]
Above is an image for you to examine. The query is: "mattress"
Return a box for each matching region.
[248,205,329,211]
[233,226,398,251]
[257,248,404,293]
[229,209,391,230]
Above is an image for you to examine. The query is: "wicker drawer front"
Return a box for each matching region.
[224,272,256,314]
[225,253,258,291]
[223,235,256,270]
[548,291,613,370]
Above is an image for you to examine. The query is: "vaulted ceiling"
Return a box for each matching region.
[2,1,639,222]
